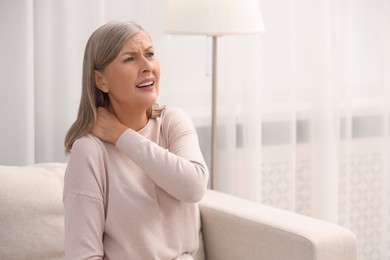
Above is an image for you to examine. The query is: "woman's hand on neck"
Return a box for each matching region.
[91,107,128,145]
[109,102,149,132]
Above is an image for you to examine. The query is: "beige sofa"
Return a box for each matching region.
[0,163,357,260]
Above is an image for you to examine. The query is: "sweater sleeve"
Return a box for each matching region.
[63,136,106,260]
[115,108,209,203]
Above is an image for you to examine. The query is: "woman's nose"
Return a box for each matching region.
[141,57,154,73]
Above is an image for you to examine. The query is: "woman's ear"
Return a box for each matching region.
[94,70,109,93]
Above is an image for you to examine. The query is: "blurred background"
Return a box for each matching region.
[1,1,389,259]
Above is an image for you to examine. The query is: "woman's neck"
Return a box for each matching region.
[110,103,148,132]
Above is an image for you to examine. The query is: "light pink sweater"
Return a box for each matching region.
[63,107,209,260]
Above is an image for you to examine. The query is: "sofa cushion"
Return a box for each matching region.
[0,163,66,260]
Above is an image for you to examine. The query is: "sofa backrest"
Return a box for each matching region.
[0,163,206,260]
[0,163,66,260]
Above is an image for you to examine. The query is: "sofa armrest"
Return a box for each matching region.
[199,189,357,260]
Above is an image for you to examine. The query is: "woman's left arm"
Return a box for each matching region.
[92,107,209,203]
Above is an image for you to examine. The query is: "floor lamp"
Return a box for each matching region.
[165,0,264,189]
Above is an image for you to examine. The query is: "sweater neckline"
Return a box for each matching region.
[137,119,152,134]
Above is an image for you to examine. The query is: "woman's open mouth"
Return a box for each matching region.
[136,81,154,88]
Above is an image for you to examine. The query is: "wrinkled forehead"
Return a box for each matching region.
[122,31,153,52]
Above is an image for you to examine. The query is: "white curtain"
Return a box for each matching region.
[1,0,389,259]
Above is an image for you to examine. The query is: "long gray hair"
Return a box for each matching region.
[65,21,163,153]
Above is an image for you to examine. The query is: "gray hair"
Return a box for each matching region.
[65,21,162,153]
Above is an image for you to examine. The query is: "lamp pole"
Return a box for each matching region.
[210,35,218,189]
[165,0,264,190]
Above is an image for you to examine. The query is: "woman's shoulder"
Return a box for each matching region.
[160,105,195,132]
[73,134,103,148]
[160,105,190,121]
[70,134,106,157]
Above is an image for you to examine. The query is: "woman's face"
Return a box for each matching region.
[95,31,160,112]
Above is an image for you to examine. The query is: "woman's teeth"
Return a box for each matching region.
[136,81,154,88]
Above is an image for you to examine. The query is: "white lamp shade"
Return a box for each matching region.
[165,0,264,36]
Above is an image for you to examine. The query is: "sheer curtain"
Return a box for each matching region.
[215,1,390,259]
[0,0,104,165]
[1,0,389,259]
[247,1,388,259]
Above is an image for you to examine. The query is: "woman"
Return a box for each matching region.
[63,21,209,260]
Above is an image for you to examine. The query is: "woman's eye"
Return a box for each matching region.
[146,52,154,58]
[124,57,134,62]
